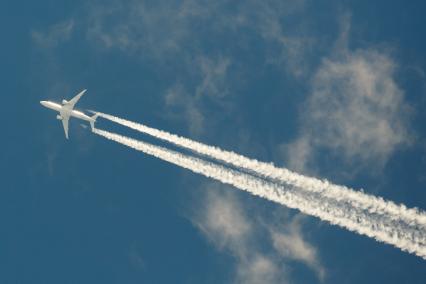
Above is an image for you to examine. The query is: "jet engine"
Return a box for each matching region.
[62,99,68,104]
[56,115,62,120]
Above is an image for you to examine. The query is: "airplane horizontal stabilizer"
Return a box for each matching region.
[90,113,99,130]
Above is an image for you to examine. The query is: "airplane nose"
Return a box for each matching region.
[40,101,46,106]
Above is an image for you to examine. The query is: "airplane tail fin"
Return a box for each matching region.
[90,113,99,131]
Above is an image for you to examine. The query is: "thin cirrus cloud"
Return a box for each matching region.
[31,19,75,49]
[86,0,313,74]
[269,215,325,281]
[164,56,232,136]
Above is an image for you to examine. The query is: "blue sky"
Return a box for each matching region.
[2,0,426,283]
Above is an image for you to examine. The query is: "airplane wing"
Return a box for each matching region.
[65,89,87,110]
[61,117,69,139]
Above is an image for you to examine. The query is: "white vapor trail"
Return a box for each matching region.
[94,128,426,259]
[95,112,426,228]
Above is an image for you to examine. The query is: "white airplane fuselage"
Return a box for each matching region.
[40,89,98,139]
[40,101,95,123]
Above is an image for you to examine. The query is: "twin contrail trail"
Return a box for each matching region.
[93,115,426,259]
[96,112,426,228]
[93,128,426,259]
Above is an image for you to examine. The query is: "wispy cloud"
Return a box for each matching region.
[164,56,232,136]
[193,187,252,252]
[86,0,205,59]
[164,83,205,135]
[31,19,74,49]
[269,215,325,280]
[86,0,314,75]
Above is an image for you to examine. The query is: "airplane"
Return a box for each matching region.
[40,89,98,139]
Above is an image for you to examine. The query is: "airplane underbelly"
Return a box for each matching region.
[72,111,90,121]
[45,102,62,112]
[51,105,62,112]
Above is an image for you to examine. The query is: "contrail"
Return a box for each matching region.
[94,128,426,259]
[95,112,426,228]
